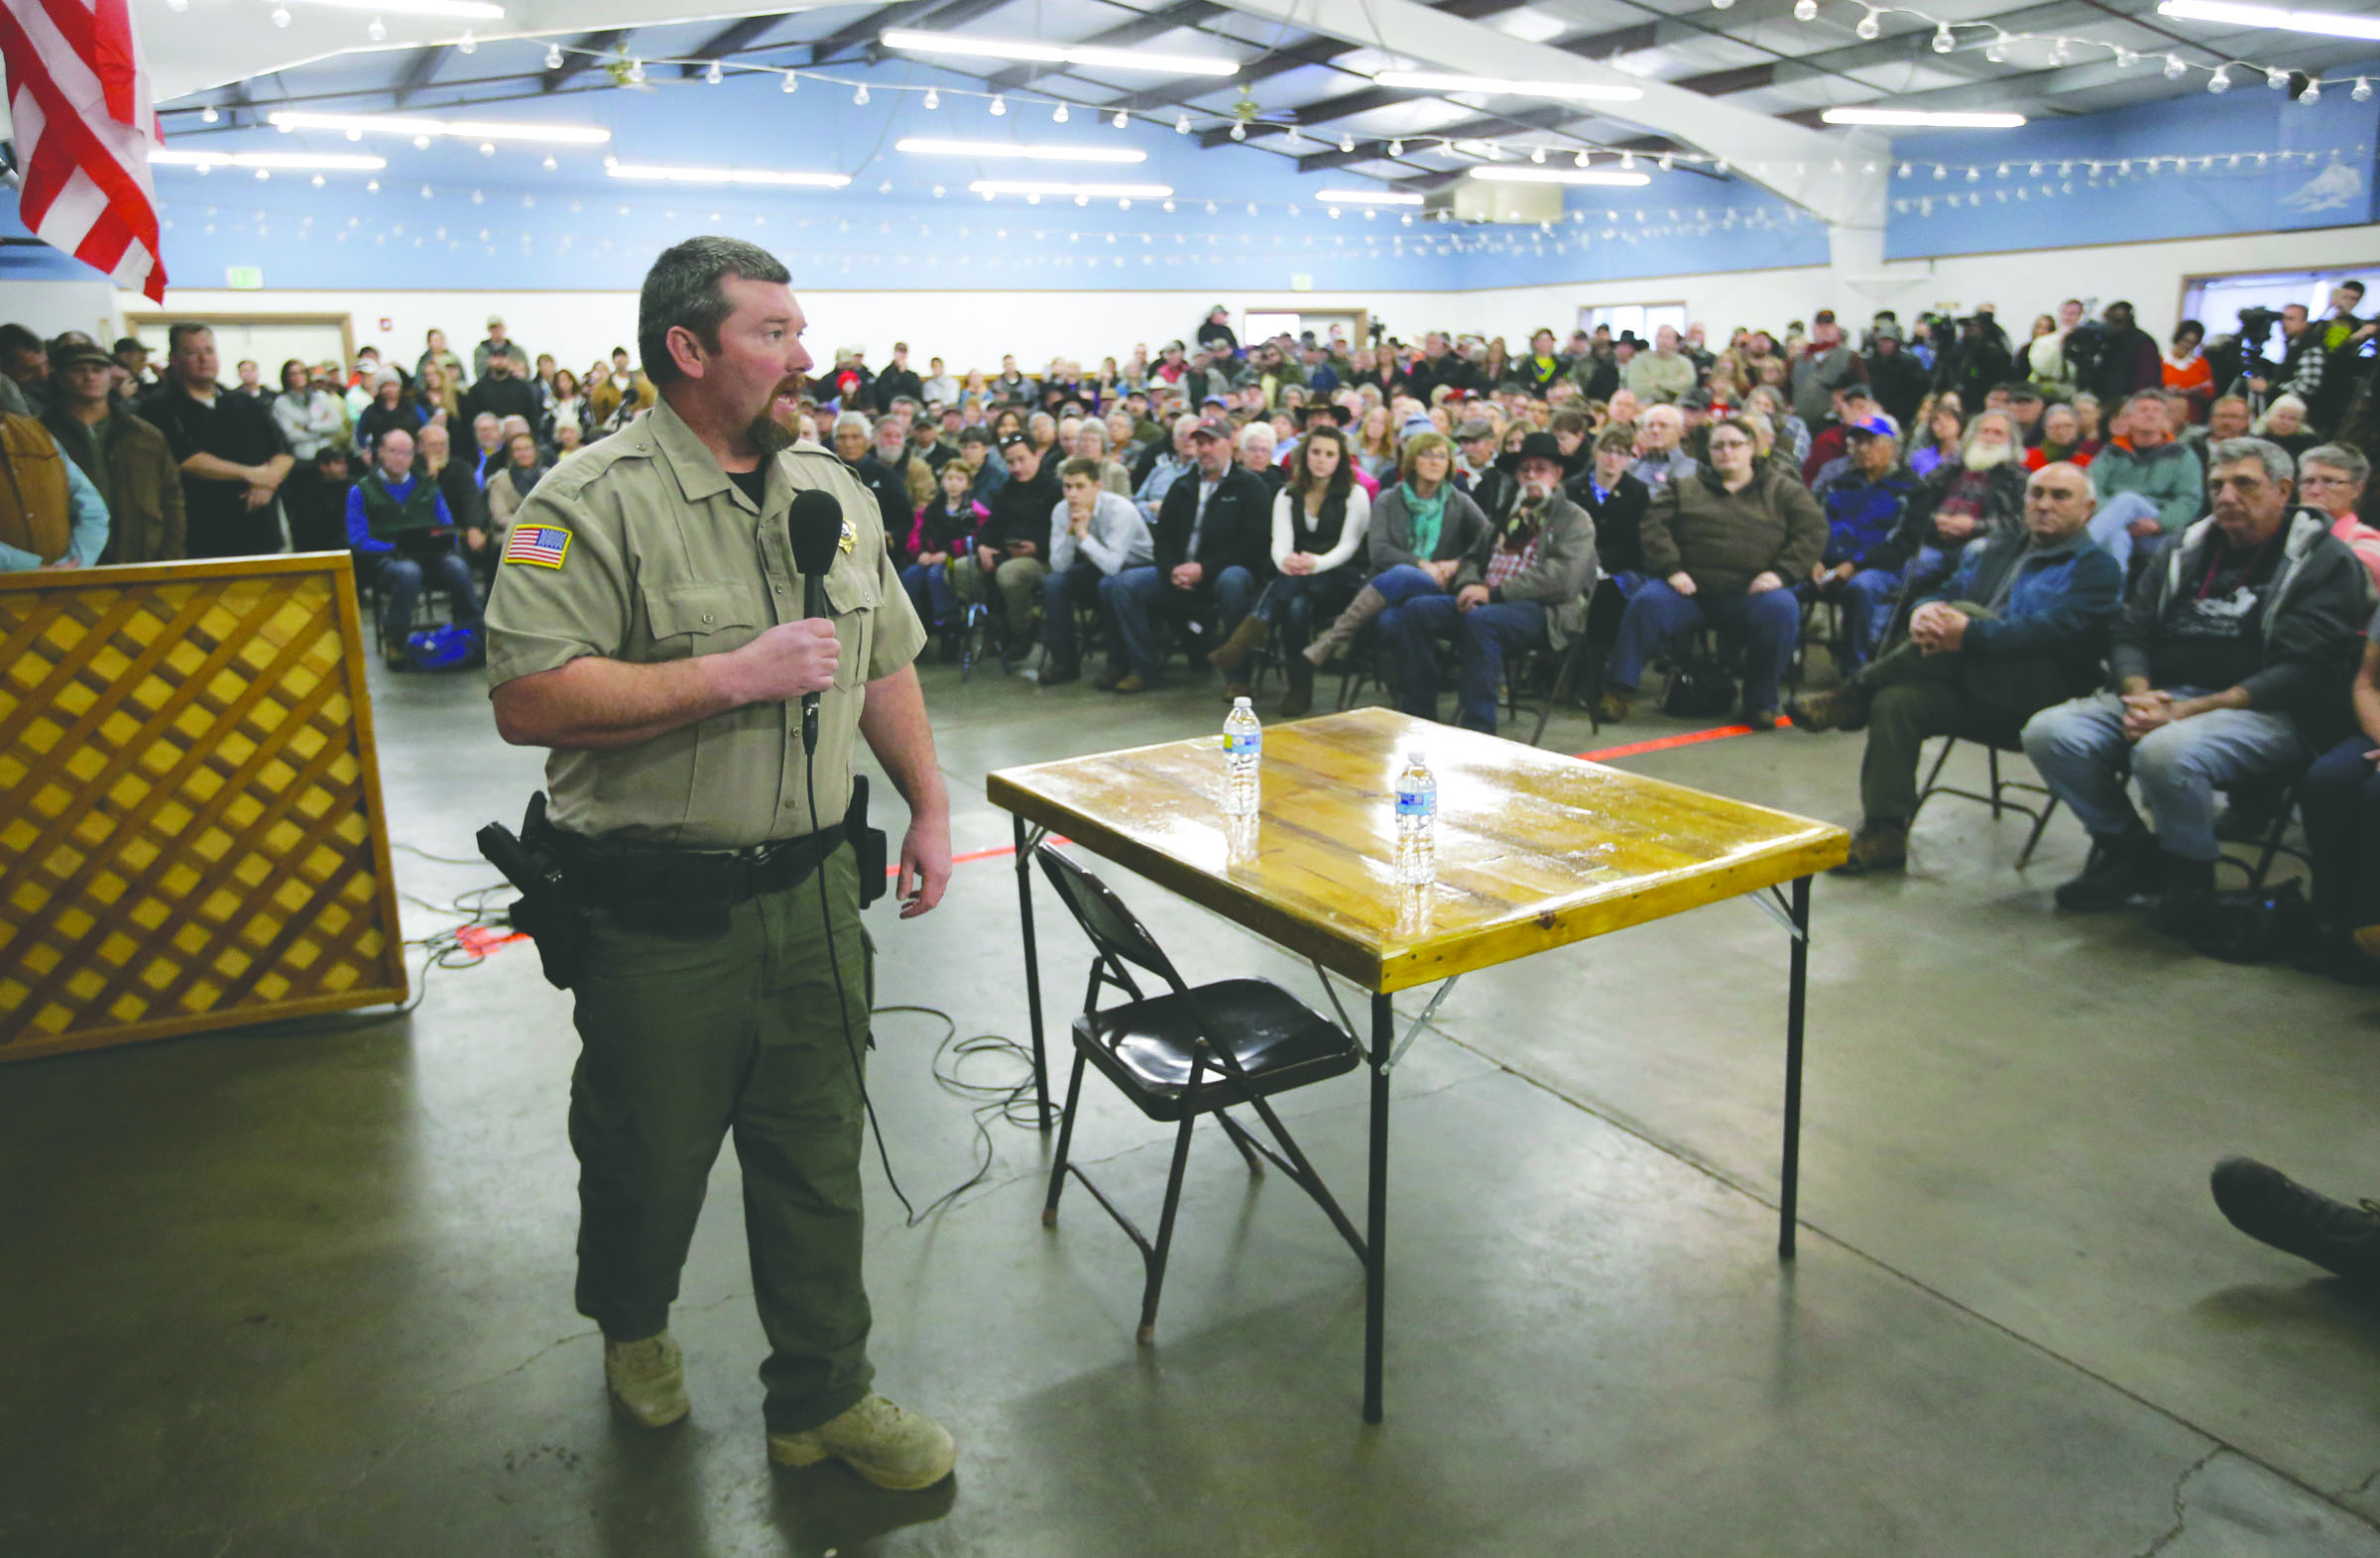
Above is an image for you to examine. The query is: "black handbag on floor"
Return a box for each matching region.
[2188,879,2314,963]
[1662,656,1737,718]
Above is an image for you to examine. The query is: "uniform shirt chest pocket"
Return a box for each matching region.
[819,558,880,688]
[644,582,767,659]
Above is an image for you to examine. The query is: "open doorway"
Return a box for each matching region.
[1238,306,1370,353]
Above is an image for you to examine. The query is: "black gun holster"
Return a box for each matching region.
[848,775,889,911]
[476,792,592,991]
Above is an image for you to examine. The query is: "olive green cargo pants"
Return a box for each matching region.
[1856,603,2076,824]
[567,844,875,1435]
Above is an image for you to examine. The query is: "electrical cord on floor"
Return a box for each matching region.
[875,1004,1046,1226]
[251,868,515,1035]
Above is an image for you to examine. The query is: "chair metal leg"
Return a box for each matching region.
[1364,991,1392,1424]
[1014,815,1051,1127]
[1985,746,2004,820]
[1530,637,1585,749]
[1213,1108,1267,1175]
[1919,735,1958,796]
[1136,1109,1202,1346]
[1042,1052,1090,1226]
[1779,874,1810,1260]
[2016,796,2060,870]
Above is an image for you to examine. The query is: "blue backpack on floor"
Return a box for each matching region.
[405,624,479,671]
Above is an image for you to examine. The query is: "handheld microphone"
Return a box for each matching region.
[786,488,845,756]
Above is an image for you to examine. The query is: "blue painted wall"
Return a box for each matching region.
[1884,63,2380,259]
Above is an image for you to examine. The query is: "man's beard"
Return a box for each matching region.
[747,414,795,457]
[1963,440,2014,471]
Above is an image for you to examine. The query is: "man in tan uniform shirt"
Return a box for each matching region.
[484,237,956,1491]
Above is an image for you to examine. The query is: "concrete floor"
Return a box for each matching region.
[7,648,2380,1557]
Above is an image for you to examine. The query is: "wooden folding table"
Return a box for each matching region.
[987,706,1847,1421]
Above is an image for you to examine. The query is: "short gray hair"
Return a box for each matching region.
[2301,443,2370,484]
[637,236,790,389]
[833,411,871,439]
[2209,436,2295,486]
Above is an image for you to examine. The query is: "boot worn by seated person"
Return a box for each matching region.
[1205,611,1268,675]
[1786,681,1871,733]
[2053,830,2163,911]
[2211,1156,2380,1288]
[1829,817,1908,876]
[2149,852,2218,936]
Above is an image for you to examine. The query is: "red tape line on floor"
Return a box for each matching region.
[1574,720,1783,762]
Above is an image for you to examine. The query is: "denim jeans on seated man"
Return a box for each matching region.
[1606,579,1801,715]
[379,549,481,642]
[1041,562,1109,668]
[2301,735,2380,945]
[898,558,959,632]
[1800,566,1901,671]
[1099,563,1257,681]
[1384,595,1550,733]
[2083,490,2173,577]
[2021,688,2304,863]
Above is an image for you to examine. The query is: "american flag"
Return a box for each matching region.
[0,0,169,301]
[503,526,572,568]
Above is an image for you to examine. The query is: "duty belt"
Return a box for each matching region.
[550,825,848,909]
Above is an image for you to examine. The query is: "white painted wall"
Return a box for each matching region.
[6,280,121,345]
[13,222,2371,375]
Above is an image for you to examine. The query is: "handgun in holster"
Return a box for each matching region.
[476,792,591,990]
[847,776,888,910]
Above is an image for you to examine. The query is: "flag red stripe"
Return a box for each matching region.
[0,0,167,299]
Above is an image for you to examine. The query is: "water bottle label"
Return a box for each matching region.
[1395,788,1433,816]
[1226,731,1259,759]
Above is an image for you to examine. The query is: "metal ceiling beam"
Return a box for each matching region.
[1206,0,1881,222]
[1293,102,1575,172]
[392,45,447,109]
[982,0,1229,91]
[1104,0,1523,115]
[542,29,627,92]
[857,0,1016,62]
[676,13,787,77]
[806,0,943,63]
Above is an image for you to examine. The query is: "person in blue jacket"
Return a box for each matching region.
[1804,418,1918,672]
[346,425,482,666]
[1787,460,2123,875]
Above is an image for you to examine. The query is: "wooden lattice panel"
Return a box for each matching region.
[0,554,407,1063]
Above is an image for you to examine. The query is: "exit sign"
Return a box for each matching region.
[224,266,264,290]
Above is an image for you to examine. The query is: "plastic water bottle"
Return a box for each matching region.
[1394,750,1436,886]
[1223,697,1261,816]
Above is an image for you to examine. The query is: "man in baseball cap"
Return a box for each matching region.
[1805,410,1913,672]
[1097,412,1271,693]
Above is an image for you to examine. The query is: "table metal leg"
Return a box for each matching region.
[1364,990,1392,1423]
[1779,873,1810,1259]
[1014,814,1051,1129]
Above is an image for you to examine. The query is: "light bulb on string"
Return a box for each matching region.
[1053,101,1069,122]
[2045,37,2068,64]
[1984,34,2008,62]
[1230,122,1246,140]
[1177,115,1191,134]
[2356,77,2373,101]
[704,60,723,84]
[2114,46,2137,67]
[1620,151,1635,171]
[880,179,892,193]
[1342,133,1357,153]
[270,5,290,25]
[1530,145,1545,163]
[2304,76,2322,101]
[627,59,645,84]
[545,43,563,69]
[478,141,494,156]
[413,134,430,149]
[2268,65,2289,89]
[2207,65,2230,92]
[1793,0,1816,19]
[989,93,1005,115]
[541,156,556,171]
[855,83,871,105]
[923,86,939,107]
[366,15,385,41]
[1659,153,1674,171]
[1389,139,1404,156]
[201,105,218,123]
[2163,54,2186,80]
[1575,150,1590,167]
[1113,110,1129,129]
[457,30,473,53]
[1854,9,1880,40]
[1932,23,1954,53]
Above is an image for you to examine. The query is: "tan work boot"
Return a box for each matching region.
[1594,685,1634,723]
[1205,612,1269,674]
[1785,683,1870,733]
[1829,818,1910,877]
[768,1392,957,1490]
[1303,582,1388,666]
[1278,658,1315,717]
[604,1332,690,1427]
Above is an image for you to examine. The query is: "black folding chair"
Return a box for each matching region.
[1033,845,1366,1345]
[1915,723,2062,869]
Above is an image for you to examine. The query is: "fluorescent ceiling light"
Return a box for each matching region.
[152,149,388,170]
[289,0,505,17]
[1822,107,2028,127]
[882,29,1237,74]
[1372,69,1642,102]
[606,164,851,186]
[895,137,1147,164]
[1469,165,1649,185]
[968,180,1174,197]
[1315,187,1423,204]
[2158,0,2380,38]
[268,110,609,144]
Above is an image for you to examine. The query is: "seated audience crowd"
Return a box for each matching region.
[6,288,2380,980]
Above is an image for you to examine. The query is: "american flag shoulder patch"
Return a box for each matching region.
[503,525,572,569]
